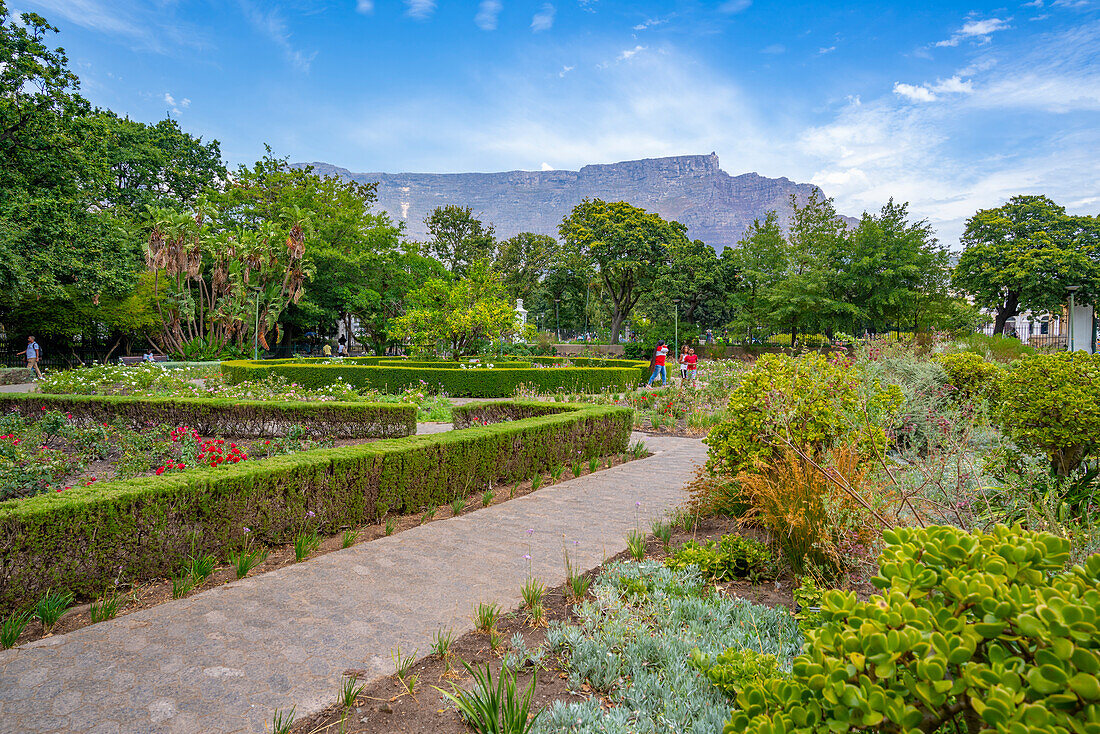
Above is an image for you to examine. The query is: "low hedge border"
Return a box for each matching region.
[0,394,416,439]
[222,360,649,397]
[0,401,632,610]
[262,357,534,369]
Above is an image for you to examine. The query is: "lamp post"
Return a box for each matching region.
[251,287,262,360]
[554,298,561,343]
[1067,285,1081,352]
[672,298,681,362]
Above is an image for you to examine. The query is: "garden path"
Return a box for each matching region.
[0,383,35,393]
[0,432,706,734]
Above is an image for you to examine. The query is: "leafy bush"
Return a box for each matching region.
[998,351,1100,475]
[704,353,901,478]
[538,560,802,734]
[934,351,1004,401]
[0,394,415,439]
[687,466,749,517]
[724,524,1100,734]
[859,355,959,456]
[690,647,786,699]
[222,358,649,398]
[0,401,631,610]
[950,332,1036,363]
[665,534,772,581]
[736,446,887,576]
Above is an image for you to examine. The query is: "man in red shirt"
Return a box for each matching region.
[647,341,669,387]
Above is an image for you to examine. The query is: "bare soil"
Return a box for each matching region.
[6,452,645,648]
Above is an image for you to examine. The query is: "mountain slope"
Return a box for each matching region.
[300,153,841,251]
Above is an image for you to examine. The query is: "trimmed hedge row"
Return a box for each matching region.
[263,357,535,369]
[221,359,649,397]
[0,401,632,610]
[0,394,416,439]
[453,400,583,428]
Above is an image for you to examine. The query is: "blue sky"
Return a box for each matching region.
[16,0,1100,245]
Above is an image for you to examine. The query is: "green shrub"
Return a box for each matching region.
[221,359,649,398]
[724,524,1100,734]
[690,647,786,699]
[0,394,415,439]
[704,353,901,477]
[0,401,631,611]
[997,351,1100,476]
[951,332,1037,363]
[665,534,772,582]
[934,351,1004,401]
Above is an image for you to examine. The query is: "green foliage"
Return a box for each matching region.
[425,204,496,277]
[998,352,1100,475]
[293,529,320,561]
[0,393,416,439]
[934,351,1005,401]
[690,647,786,699]
[724,524,1100,734]
[33,588,72,631]
[665,534,772,582]
[474,601,502,633]
[89,591,120,623]
[559,198,689,343]
[540,561,802,733]
[949,332,1037,362]
[437,660,539,734]
[0,401,630,611]
[391,260,518,357]
[228,546,268,579]
[1,609,31,648]
[704,352,901,477]
[791,575,824,631]
[222,358,648,398]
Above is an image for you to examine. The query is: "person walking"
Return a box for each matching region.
[17,336,42,380]
[685,346,698,384]
[679,344,690,381]
[647,341,669,387]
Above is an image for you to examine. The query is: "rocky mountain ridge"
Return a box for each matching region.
[299,153,841,251]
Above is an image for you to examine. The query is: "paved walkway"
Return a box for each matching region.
[0,433,705,734]
[0,383,35,393]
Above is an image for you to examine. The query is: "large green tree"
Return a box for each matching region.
[558,198,686,344]
[724,211,788,342]
[954,195,1100,335]
[494,232,556,304]
[424,205,496,277]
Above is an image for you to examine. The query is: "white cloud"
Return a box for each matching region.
[1052,0,1090,7]
[540,162,554,170]
[164,92,176,107]
[931,75,973,94]
[718,0,751,13]
[617,45,646,61]
[475,1,502,30]
[558,65,575,77]
[818,46,836,55]
[761,43,785,54]
[633,17,667,31]
[893,82,937,102]
[531,3,555,32]
[935,17,1011,47]
[163,91,189,116]
[181,98,191,107]
[404,0,436,20]
[239,1,316,71]
[20,0,207,52]
[356,0,374,13]
[1023,0,1043,7]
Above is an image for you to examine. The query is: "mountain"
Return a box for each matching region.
[299,153,842,252]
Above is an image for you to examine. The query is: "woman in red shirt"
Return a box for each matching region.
[647,341,669,387]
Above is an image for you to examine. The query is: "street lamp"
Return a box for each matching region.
[251,286,262,360]
[554,298,561,343]
[1067,285,1081,352]
[672,298,681,362]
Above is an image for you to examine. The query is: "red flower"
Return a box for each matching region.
[155,466,165,475]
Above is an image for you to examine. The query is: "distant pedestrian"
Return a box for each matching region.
[685,346,698,384]
[679,344,690,381]
[17,336,42,379]
[322,343,332,357]
[647,341,668,387]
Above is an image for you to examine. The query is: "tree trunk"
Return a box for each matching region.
[993,291,1020,336]
[790,320,797,349]
[610,310,624,344]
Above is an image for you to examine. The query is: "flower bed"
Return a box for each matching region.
[0,401,632,610]
[221,358,651,397]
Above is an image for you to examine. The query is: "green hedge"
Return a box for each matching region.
[264,357,535,369]
[0,402,632,610]
[221,359,649,397]
[0,394,416,439]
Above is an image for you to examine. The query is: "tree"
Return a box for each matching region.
[954,195,1100,335]
[494,232,556,304]
[765,192,855,346]
[644,238,722,330]
[424,205,496,277]
[391,261,517,358]
[559,198,685,344]
[842,199,952,334]
[724,212,787,341]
